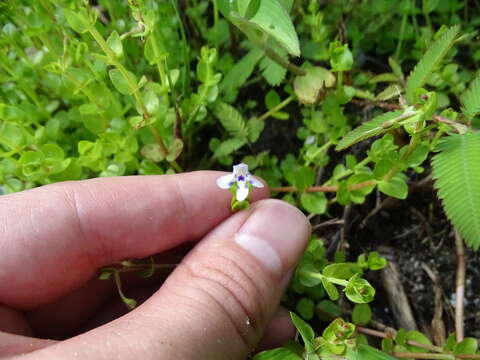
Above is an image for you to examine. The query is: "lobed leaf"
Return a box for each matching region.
[432,133,480,249]
[406,25,460,103]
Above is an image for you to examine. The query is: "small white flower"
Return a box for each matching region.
[216,163,264,201]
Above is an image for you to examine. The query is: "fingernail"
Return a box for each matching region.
[235,199,310,278]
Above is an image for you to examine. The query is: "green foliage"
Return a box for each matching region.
[461,76,480,119]
[432,133,480,249]
[3,1,480,358]
[406,25,460,102]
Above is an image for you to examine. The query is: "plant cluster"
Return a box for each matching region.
[2,0,480,359]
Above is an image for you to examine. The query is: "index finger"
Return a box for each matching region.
[0,171,269,309]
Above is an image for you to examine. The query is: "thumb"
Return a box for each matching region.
[149,199,311,359]
[25,199,310,360]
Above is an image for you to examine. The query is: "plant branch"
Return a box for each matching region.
[258,95,294,121]
[454,230,465,342]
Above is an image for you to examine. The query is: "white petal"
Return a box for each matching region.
[233,163,249,177]
[248,176,264,188]
[236,181,249,201]
[216,174,235,189]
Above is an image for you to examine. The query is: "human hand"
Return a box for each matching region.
[0,172,310,359]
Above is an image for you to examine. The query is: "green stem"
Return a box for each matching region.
[89,26,183,171]
[336,71,344,96]
[394,353,453,360]
[258,95,295,121]
[170,0,190,95]
[113,271,136,310]
[395,5,408,59]
[212,0,220,49]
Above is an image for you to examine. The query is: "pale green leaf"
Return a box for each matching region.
[214,102,248,138]
[214,137,246,158]
[336,110,412,151]
[220,48,263,94]
[109,69,137,95]
[406,25,460,103]
[461,76,480,119]
[432,133,480,249]
[259,55,287,86]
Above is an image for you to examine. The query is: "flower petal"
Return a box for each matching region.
[216,174,235,189]
[236,181,249,201]
[248,176,264,188]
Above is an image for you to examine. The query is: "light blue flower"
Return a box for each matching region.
[216,163,264,201]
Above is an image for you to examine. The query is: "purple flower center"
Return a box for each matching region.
[237,175,245,181]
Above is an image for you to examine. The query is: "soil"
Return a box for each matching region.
[315,164,480,340]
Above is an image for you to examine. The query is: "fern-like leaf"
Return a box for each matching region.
[259,56,287,86]
[461,76,480,119]
[335,110,414,151]
[406,25,460,103]
[432,132,480,249]
[214,102,248,138]
[220,48,263,95]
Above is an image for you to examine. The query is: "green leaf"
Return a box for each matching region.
[239,1,300,57]
[109,69,138,95]
[166,138,184,162]
[432,133,480,249]
[406,25,460,103]
[321,277,339,301]
[214,137,246,158]
[247,117,264,143]
[345,274,375,303]
[290,312,315,352]
[336,110,415,151]
[300,192,327,214]
[316,300,341,321]
[378,174,408,199]
[214,102,248,138]
[63,8,92,34]
[220,48,263,94]
[329,41,353,72]
[141,143,165,162]
[323,263,359,280]
[259,55,287,87]
[454,338,478,355]
[294,66,335,105]
[107,31,123,58]
[253,347,302,360]
[357,344,397,360]
[461,76,480,119]
[352,303,372,326]
[367,252,387,270]
[296,297,315,320]
[404,331,432,352]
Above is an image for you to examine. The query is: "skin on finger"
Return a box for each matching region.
[17,199,310,360]
[0,172,269,310]
[27,243,190,338]
[0,305,32,336]
[0,332,57,357]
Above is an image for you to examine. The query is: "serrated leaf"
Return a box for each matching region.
[336,110,413,151]
[259,55,287,86]
[214,102,248,138]
[220,48,263,94]
[214,137,246,158]
[461,76,480,119]
[406,25,460,103]
[432,133,480,249]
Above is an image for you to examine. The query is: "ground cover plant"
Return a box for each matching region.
[1,0,480,358]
